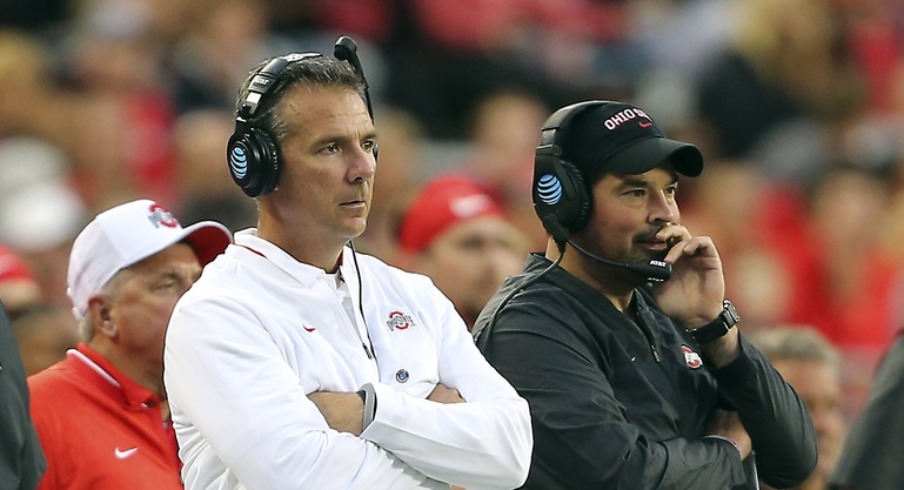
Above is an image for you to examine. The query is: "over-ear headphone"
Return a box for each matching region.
[532,101,609,242]
[478,101,677,354]
[227,36,375,198]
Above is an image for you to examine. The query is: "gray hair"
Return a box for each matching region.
[750,325,840,371]
[235,55,365,145]
[77,268,132,341]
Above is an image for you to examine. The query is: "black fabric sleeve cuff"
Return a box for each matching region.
[708,337,757,388]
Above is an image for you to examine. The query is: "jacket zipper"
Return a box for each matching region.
[632,302,662,363]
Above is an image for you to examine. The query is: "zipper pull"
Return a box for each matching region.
[650,343,661,363]
[362,342,374,359]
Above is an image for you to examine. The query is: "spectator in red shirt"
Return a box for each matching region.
[28,199,231,490]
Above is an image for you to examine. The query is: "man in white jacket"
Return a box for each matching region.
[163,37,532,490]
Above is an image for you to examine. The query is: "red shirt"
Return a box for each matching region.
[27,344,182,489]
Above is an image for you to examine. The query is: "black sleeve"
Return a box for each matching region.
[710,335,818,488]
[830,333,904,489]
[0,302,47,490]
[484,304,748,489]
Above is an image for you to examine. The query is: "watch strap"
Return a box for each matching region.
[358,382,377,430]
[688,300,740,344]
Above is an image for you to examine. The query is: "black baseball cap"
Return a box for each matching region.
[556,101,704,180]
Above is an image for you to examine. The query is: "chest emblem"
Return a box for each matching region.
[681,345,703,369]
[386,310,417,331]
[114,447,139,460]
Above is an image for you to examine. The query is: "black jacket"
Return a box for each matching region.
[831,332,904,490]
[474,254,816,489]
[0,302,46,490]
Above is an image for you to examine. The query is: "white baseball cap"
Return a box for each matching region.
[67,199,233,320]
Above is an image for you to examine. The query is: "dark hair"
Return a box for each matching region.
[234,56,365,144]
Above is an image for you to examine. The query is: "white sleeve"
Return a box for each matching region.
[360,297,533,490]
[164,295,444,490]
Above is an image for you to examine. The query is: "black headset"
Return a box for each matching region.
[227,36,375,198]
[531,100,674,282]
[477,100,675,353]
[532,100,609,243]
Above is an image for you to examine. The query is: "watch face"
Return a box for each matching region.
[723,300,740,325]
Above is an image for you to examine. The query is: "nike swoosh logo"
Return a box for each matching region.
[639,121,653,128]
[303,325,316,332]
[114,447,139,459]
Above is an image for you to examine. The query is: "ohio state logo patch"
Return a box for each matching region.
[682,345,703,369]
[148,202,179,228]
[386,311,417,331]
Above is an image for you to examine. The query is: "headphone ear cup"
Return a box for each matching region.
[558,159,591,232]
[227,126,281,197]
[533,154,592,233]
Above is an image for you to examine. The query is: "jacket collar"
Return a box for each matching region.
[232,229,359,289]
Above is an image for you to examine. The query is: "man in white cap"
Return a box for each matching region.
[27,199,231,490]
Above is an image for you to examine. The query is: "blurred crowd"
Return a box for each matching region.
[2,0,904,439]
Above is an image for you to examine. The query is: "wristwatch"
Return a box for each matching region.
[357,383,377,430]
[688,299,740,344]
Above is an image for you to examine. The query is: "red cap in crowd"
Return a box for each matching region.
[397,174,504,253]
[0,245,36,283]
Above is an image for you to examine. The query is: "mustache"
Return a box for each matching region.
[633,226,666,243]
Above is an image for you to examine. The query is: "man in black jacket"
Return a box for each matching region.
[474,100,817,489]
[0,300,45,489]
[831,331,904,490]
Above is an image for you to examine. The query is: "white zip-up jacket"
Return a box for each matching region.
[164,230,532,490]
